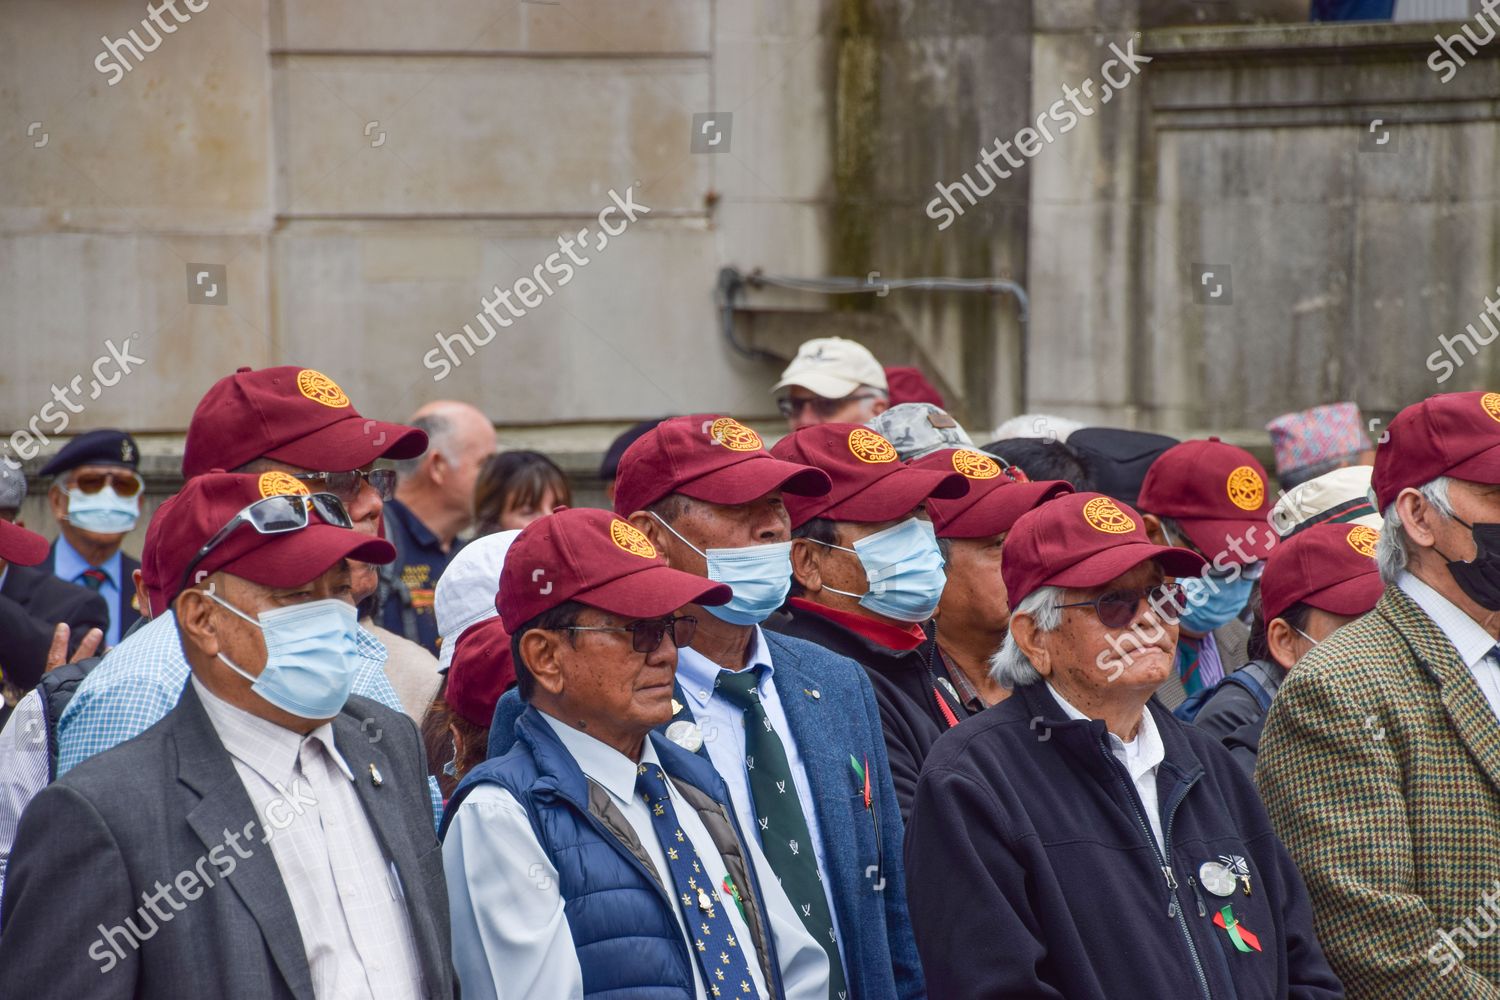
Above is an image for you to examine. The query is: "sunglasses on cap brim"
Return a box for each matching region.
[178,492,352,594]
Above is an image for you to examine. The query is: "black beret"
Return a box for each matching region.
[39,429,140,477]
[1067,427,1180,508]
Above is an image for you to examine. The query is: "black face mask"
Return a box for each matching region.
[1441,517,1500,611]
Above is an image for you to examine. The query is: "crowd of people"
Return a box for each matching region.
[0,338,1495,998]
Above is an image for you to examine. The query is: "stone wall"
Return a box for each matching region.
[3,0,1496,524]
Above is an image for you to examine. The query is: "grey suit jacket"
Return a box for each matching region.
[0,683,453,1000]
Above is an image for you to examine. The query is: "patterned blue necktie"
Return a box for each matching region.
[636,762,760,998]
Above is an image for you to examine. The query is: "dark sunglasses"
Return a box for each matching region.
[1055,582,1186,629]
[291,468,396,503]
[179,492,352,593]
[556,614,697,654]
[776,394,879,419]
[71,471,142,498]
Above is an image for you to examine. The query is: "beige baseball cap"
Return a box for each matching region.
[772,337,888,400]
[1269,465,1382,537]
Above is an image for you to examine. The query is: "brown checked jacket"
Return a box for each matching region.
[1258,583,1500,999]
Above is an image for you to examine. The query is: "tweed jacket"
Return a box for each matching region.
[1257,583,1500,999]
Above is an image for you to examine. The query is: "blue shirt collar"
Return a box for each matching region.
[675,624,775,705]
[54,534,123,588]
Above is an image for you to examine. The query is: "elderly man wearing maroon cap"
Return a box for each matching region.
[1136,438,1277,707]
[765,423,967,823]
[1193,521,1383,774]
[0,474,453,1000]
[56,367,429,781]
[441,507,830,1000]
[613,414,923,1000]
[1258,390,1500,997]
[904,492,1341,999]
[908,447,1072,715]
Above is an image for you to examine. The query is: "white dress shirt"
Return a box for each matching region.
[1047,682,1167,853]
[194,679,425,1000]
[1399,571,1500,724]
[674,626,847,968]
[0,690,48,905]
[443,710,830,1000]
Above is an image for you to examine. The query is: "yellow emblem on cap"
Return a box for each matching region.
[952,449,1001,480]
[1226,466,1265,512]
[709,418,762,452]
[1347,525,1380,558]
[848,428,897,464]
[296,369,351,409]
[257,471,310,499]
[610,518,658,559]
[1483,392,1500,423]
[1082,496,1136,534]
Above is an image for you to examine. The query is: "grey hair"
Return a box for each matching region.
[989,585,1063,689]
[392,412,452,481]
[1376,476,1453,585]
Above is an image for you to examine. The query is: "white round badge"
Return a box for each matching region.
[1198,860,1239,897]
[666,720,704,753]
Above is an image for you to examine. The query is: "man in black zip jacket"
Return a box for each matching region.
[766,424,968,823]
[905,492,1342,999]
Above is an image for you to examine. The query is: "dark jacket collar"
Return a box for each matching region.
[1011,681,1206,793]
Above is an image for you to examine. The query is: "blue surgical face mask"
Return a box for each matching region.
[650,512,792,626]
[210,593,362,719]
[1178,571,1255,634]
[821,517,947,623]
[66,486,140,534]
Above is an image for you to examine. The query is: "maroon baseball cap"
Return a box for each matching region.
[1136,438,1275,565]
[1372,391,1500,510]
[155,471,396,607]
[445,615,516,728]
[769,424,969,528]
[140,493,180,617]
[1261,521,1384,624]
[498,507,731,631]
[1002,492,1208,607]
[182,366,428,478]
[0,519,49,567]
[612,415,830,516]
[910,449,1074,538]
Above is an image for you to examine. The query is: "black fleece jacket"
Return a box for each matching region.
[905,681,1343,1000]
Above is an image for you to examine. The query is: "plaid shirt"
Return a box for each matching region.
[1258,581,1500,998]
[56,613,442,826]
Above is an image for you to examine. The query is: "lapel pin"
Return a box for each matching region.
[804,688,820,700]
[1219,853,1252,896]
[671,698,684,716]
[368,763,383,787]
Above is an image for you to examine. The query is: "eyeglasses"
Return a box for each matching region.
[71,471,142,498]
[291,468,396,503]
[179,492,352,593]
[986,454,1031,483]
[776,394,880,419]
[1055,582,1186,629]
[556,614,698,654]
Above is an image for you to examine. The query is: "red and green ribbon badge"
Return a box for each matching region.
[850,755,871,809]
[1214,905,1262,953]
[721,874,747,922]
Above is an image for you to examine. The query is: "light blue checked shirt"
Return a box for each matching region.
[56,612,443,826]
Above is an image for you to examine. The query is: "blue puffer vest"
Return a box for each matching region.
[442,706,786,1000]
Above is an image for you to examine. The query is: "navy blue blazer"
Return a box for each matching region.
[41,540,141,641]
[489,628,926,1000]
